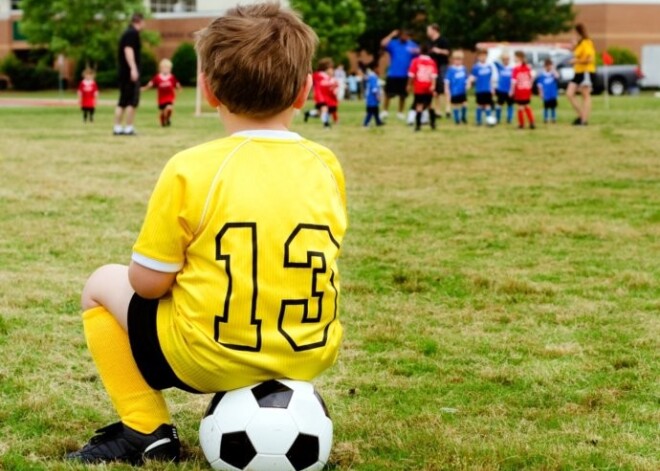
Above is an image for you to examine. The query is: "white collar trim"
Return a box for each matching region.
[232,130,302,140]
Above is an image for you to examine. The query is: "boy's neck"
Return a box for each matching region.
[219,105,296,135]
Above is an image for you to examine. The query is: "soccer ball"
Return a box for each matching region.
[199,379,333,471]
[485,115,498,126]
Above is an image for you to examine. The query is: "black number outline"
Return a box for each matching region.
[278,224,340,352]
[214,222,262,352]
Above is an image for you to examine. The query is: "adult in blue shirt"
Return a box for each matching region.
[381,29,419,120]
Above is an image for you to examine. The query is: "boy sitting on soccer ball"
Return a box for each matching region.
[67,3,347,465]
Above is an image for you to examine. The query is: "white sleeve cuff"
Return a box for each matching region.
[132,252,183,273]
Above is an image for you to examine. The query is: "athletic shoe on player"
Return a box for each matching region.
[66,422,181,465]
[396,112,405,121]
[379,110,389,120]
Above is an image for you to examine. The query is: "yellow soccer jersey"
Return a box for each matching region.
[132,130,347,392]
[574,39,596,73]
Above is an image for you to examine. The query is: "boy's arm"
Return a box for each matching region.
[444,79,451,100]
[141,80,154,91]
[128,262,176,299]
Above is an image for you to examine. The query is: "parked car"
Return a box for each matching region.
[555,57,643,95]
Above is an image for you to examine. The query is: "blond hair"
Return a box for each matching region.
[159,58,173,69]
[196,2,318,118]
[452,50,464,59]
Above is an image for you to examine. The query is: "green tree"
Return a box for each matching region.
[291,0,366,64]
[358,0,574,53]
[19,0,158,69]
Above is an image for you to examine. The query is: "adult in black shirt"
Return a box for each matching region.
[427,23,451,117]
[114,13,145,136]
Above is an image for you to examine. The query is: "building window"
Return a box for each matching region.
[11,1,22,10]
[150,0,196,13]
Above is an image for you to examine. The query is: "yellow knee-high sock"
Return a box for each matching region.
[83,306,171,434]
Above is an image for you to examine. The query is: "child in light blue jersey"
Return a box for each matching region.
[469,48,494,125]
[444,50,469,125]
[364,65,384,127]
[494,52,514,124]
[538,58,559,123]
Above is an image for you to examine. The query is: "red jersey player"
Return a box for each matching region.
[408,44,438,131]
[321,64,339,125]
[78,69,99,123]
[142,59,181,127]
[511,50,536,130]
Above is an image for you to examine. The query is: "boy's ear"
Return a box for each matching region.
[200,73,221,108]
[293,74,313,110]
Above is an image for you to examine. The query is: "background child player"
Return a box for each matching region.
[538,58,560,124]
[469,48,495,126]
[363,64,384,127]
[67,3,348,465]
[494,52,514,124]
[78,69,98,123]
[408,44,438,131]
[142,59,181,127]
[444,50,469,125]
[323,62,340,125]
[304,58,334,126]
[511,50,536,130]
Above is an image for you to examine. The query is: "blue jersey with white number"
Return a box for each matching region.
[495,62,513,93]
[444,65,468,96]
[471,62,494,93]
[538,71,559,100]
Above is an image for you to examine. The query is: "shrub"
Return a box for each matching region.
[172,42,197,86]
[0,53,58,90]
[140,49,158,86]
[597,46,639,66]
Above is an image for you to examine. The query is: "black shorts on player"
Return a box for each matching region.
[158,102,173,110]
[385,77,408,98]
[450,94,467,105]
[118,80,140,108]
[496,91,514,106]
[543,98,558,109]
[515,99,531,106]
[475,92,494,107]
[571,72,593,88]
[414,94,433,108]
[127,294,200,392]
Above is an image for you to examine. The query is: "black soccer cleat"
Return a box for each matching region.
[66,422,180,465]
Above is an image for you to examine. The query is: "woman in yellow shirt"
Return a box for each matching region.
[567,23,596,126]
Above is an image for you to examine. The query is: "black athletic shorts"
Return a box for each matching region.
[476,91,494,106]
[413,93,433,107]
[314,102,327,110]
[118,79,140,108]
[385,77,408,98]
[127,293,200,393]
[515,99,531,106]
[158,102,173,110]
[81,106,95,112]
[496,91,514,106]
[451,94,467,105]
[435,65,448,94]
[544,98,558,109]
[571,72,593,88]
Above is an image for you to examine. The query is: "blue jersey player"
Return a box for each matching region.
[494,52,514,124]
[538,58,559,123]
[469,48,495,125]
[364,66,384,127]
[444,50,469,125]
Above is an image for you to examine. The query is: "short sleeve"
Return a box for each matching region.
[132,158,194,273]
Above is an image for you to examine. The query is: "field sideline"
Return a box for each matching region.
[0,88,659,470]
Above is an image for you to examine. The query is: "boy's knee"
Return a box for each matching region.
[81,264,125,311]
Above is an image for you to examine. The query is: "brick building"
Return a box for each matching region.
[545,0,660,59]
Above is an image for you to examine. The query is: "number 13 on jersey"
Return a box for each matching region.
[214,223,341,353]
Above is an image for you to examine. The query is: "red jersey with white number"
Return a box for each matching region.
[408,55,438,95]
[152,73,179,106]
[78,79,98,108]
[319,72,338,107]
[512,63,534,101]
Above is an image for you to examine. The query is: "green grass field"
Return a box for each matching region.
[0,88,659,470]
